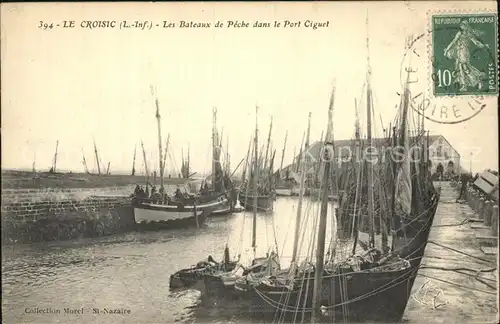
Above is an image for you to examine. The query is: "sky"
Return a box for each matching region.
[1,1,498,175]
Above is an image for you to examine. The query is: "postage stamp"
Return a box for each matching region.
[431,13,498,97]
[399,10,498,125]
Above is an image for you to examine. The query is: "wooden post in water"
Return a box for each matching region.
[194,202,199,229]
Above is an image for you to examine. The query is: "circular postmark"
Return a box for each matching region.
[400,13,498,124]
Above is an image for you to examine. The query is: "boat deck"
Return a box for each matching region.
[404,182,498,323]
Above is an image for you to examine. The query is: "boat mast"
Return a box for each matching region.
[351,98,362,253]
[291,113,311,268]
[242,137,252,183]
[152,86,164,194]
[132,145,137,176]
[141,140,149,185]
[264,117,273,171]
[365,15,376,248]
[296,132,305,173]
[252,106,259,252]
[212,107,217,190]
[93,139,101,175]
[312,86,336,322]
[52,140,59,173]
[226,136,230,176]
[162,134,170,177]
[82,149,89,174]
[279,131,288,179]
[186,144,191,178]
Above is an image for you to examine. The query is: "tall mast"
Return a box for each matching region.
[296,132,306,173]
[141,140,149,185]
[81,149,89,174]
[162,134,170,176]
[212,107,217,189]
[226,136,230,175]
[132,145,137,176]
[312,85,335,322]
[152,86,164,193]
[242,137,252,182]
[279,131,288,178]
[252,106,259,251]
[365,14,376,248]
[93,139,101,175]
[264,117,273,171]
[291,113,311,267]
[186,144,191,178]
[52,140,59,172]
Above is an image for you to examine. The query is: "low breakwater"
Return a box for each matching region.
[1,186,137,244]
[1,183,199,244]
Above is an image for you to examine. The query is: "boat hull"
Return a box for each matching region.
[275,188,293,196]
[223,263,415,322]
[239,194,275,212]
[133,198,226,229]
[170,261,238,290]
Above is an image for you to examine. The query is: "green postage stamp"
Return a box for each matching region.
[431,13,498,96]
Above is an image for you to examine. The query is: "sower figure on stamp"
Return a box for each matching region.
[444,20,489,91]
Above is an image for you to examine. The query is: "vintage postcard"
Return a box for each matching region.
[1,1,498,324]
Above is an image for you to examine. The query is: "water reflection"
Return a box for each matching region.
[2,197,336,323]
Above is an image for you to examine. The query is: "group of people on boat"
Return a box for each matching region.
[132,183,195,205]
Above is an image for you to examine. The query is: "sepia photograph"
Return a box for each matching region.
[1,1,498,323]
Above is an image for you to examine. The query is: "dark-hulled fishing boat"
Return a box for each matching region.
[169,107,278,292]
[169,245,238,290]
[239,115,276,212]
[206,33,439,322]
[130,89,229,228]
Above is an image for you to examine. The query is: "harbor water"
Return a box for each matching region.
[2,197,338,324]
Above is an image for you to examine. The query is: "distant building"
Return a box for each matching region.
[426,135,461,176]
[281,134,461,177]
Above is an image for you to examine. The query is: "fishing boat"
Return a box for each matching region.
[216,31,439,322]
[169,245,238,290]
[131,88,228,228]
[201,107,282,302]
[239,116,276,212]
[169,107,280,292]
[274,131,298,197]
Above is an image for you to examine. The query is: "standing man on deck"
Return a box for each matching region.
[457,173,470,201]
[229,185,238,210]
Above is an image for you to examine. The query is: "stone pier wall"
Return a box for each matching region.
[1,186,137,244]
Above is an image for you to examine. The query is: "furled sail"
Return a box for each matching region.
[394,82,412,217]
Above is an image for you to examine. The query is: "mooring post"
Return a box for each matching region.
[491,205,498,237]
[473,193,481,212]
[483,201,493,226]
[467,190,475,208]
[194,203,199,229]
[478,198,486,220]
